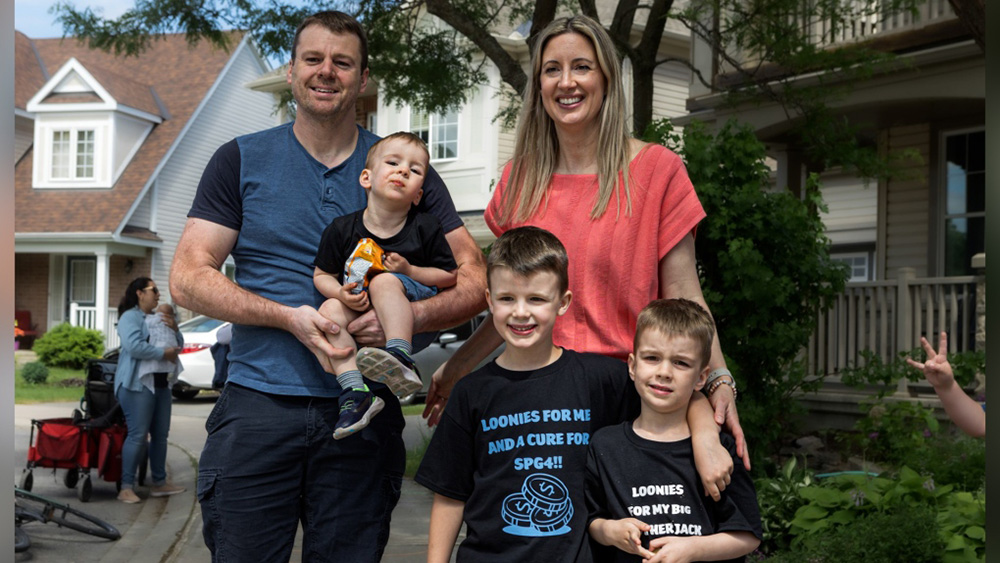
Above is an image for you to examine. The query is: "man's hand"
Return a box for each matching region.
[708,385,750,470]
[338,283,370,312]
[383,252,412,276]
[590,518,655,560]
[346,308,386,347]
[290,305,354,372]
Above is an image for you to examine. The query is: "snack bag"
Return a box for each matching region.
[343,238,385,294]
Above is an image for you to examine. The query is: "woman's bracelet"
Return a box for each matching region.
[706,377,737,401]
[705,367,731,386]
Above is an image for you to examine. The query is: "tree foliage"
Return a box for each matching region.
[645,119,848,461]
[50,0,936,162]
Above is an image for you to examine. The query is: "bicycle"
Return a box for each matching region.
[14,487,121,552]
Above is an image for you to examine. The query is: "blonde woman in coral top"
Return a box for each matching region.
[423,15,750,485]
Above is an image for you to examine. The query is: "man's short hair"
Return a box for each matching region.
[634,299,715,369]
[365,132,430,169]
[487,226,569,293]
[291,11,368,71]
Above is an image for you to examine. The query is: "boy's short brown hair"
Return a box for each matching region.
[634,299,715,369]
[365,132,430,169]
[487,226,569,293]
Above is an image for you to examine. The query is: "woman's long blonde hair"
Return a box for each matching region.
[499,15,634,225]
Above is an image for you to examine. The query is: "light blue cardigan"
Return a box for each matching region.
[114,306,184,394]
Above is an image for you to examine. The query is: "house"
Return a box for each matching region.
[681,1,985,424]
[14,30,279,350]
[246,6,695,246]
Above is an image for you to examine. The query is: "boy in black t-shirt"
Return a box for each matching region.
[586,299,762,562]
[313,132,457,439]
[416,227,639,563]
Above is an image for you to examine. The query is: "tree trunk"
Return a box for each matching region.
[947,0,985,51]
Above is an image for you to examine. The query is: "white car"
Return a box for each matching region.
[173,315,230,400]
[170,312,498,403]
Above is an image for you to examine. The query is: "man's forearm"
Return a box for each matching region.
[172,263,293,329]
[170,218,294,330]
[411,229,487,334]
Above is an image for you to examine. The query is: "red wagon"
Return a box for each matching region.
[19,357,142,502]
[21,417,126,502]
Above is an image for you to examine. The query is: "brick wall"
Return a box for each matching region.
[15,254,50,334]
[109,253,153,312]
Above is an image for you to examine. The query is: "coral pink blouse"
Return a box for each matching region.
[485,144,706,360]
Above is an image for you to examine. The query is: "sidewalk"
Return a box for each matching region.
[13,400,449,562]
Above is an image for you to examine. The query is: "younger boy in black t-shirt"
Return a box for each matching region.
[314,132,457,439]
[586,299,762,562]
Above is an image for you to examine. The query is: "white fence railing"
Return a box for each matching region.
[790,0,956,48]
[807,268,978,383]
[69,304,120,351]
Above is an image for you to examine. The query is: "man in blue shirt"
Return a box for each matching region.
[170,10,486,561]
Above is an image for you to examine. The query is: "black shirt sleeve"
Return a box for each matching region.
[415,166,463,234]
[414,375,477,501]
[415,213,458,271]
[188,139,243,230]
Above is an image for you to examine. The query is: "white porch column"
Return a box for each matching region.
[94,251,110,340]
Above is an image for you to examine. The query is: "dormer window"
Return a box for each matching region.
[33,120,109,188]
[27,57,163,190]
[51,128,95,180]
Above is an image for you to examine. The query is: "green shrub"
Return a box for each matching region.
[792,504,944,562]
[754,457,814,554]
[643,119,848,464]
[33,323,104,369]
[20,361,50,385]
[852,400,939,467]
[787,468,984,562]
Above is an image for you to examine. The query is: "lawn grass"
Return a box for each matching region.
[14,363,89,404]
[401,403,426,417]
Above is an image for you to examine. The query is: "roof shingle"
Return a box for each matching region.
[15,32,242,235]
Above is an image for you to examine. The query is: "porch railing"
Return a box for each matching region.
[792,0,956,48]
[807,268,978,386]
[69,304,120,351]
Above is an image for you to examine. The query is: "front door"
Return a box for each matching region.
[66,256,97,326]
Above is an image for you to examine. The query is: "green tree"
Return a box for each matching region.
[645,119,848,462]
[51,0,928,154]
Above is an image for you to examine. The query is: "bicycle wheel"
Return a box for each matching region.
[14,488,121,541]
[15,525,31,553]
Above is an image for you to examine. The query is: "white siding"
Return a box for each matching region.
[819,173,877,245]
[377,62,501,214]
[883,124,930,277]
[16,115,33,163]
[131,190,152,227]
[139,40,275,300]
[651,61,690,122]
[111,113,153,181]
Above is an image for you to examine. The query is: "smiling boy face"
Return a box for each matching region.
[628,328,709,416]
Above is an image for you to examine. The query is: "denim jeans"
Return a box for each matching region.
[116,385,173,487]
[198,383,405,562]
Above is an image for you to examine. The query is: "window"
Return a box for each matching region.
[68,258,96,305]
[50,128,96,180]
[410,110,459,161]
[831,253,870,282]
[941,129,985,276]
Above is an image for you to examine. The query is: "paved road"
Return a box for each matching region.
[13,395,453,562]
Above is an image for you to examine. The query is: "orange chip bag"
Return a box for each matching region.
[343,238,385,294]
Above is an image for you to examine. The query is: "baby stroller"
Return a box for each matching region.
[19,357,143,502]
